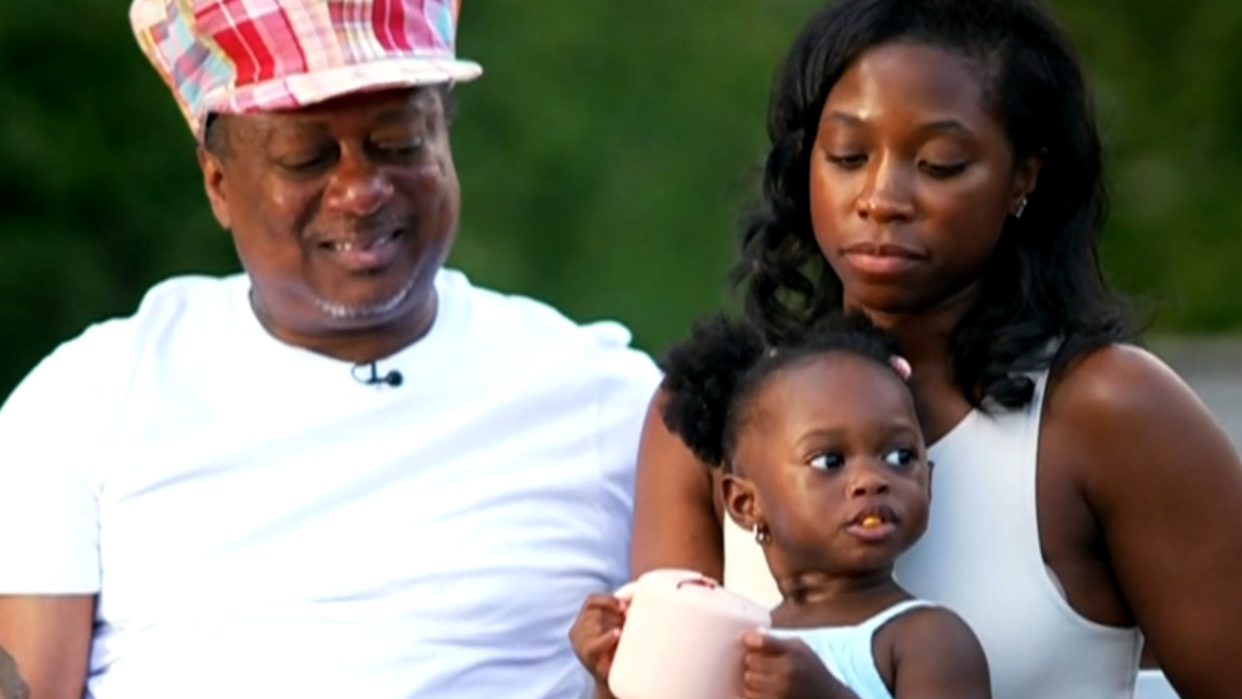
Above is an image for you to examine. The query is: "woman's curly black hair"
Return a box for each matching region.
[733,0,1135,410]
[659,312,905,469]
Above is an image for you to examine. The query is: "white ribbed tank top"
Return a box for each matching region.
[723,371,1143,699]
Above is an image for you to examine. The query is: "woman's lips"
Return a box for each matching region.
[841,241,926,276]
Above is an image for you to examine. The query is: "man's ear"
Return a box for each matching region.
[197,144,231,231]
[722,472,764,532]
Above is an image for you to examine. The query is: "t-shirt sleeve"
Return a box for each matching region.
[590,322,663,590]
[0,324,127,594]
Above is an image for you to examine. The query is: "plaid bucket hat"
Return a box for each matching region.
[130,0,482,140]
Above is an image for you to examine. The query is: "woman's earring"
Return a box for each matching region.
[1013,196,1029,219]
[753,523,772,546]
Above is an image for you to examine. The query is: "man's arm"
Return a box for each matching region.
[0,644,28,699]
[0,595,95,699]
[0,327,118,699]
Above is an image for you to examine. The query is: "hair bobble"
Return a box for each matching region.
[890,355,912,380]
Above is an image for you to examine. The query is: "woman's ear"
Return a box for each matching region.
[1011,148,1045,212]
[722,472,764,531]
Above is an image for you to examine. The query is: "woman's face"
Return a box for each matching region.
[808,42,1041,315]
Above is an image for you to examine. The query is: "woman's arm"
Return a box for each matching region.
[1059,345,1242,699]
[629,389,724,580]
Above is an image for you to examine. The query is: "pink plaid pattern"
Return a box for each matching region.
[130,0,481,140]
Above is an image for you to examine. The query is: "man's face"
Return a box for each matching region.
[199,86,459,352]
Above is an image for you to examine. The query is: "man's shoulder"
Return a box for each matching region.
[0,274,244,436]
[30,274,243,379]
[445,269,658,370]
[129,272,245,325]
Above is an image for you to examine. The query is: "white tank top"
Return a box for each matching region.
[769,600,934,699]
[723,370,1143,699]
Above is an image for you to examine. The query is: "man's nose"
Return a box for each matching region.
[323,148,394,217]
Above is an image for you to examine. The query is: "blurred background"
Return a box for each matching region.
[1,0,1241,408]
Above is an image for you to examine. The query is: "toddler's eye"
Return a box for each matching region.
[810,452,845,471]
[884,448,918,468]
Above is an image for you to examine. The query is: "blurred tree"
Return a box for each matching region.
[0,0,1239,400]
[0,0,236,394]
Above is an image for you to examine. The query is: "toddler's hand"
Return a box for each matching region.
[569,593,629,686]
[741,629,848,699]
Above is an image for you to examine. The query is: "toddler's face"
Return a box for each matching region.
[729,352,931,578]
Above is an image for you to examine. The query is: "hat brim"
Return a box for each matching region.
[197,56,482,139]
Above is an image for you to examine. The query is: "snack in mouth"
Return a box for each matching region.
[862,514,883,528]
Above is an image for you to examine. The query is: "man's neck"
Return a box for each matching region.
[254,290,439,365]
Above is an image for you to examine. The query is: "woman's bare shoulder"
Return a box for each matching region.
[1047,343,1189,421]
[1043,342,1232,486]
[1045,343,1242,696]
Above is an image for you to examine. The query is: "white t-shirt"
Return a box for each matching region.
[0,268,662,699]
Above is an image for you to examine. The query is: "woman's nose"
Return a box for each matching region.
[855,155,915,223]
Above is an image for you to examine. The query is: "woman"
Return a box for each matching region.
[630,1,1242,698]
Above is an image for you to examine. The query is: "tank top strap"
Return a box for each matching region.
[857,599,937,637]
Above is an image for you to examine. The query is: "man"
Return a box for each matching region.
[0,1,660,697]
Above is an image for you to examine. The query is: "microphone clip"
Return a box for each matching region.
[351,361,404,388]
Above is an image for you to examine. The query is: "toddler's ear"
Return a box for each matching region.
[722,473,763,531]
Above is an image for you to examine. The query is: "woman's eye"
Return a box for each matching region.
[919,161,968,178]
[827,153,866,169]
[810,452,845,470]
[883,448,918,468]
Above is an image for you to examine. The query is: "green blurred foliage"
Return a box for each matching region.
[1,0,1240,399]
